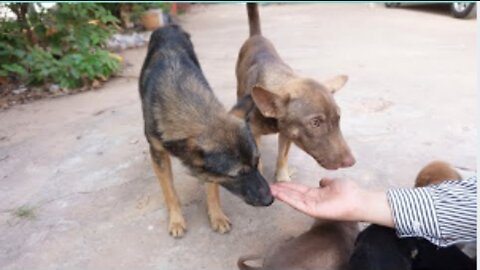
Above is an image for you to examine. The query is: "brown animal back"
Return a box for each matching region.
[236,35,294,98]
[415,160,462,187]
[264,221,358,270]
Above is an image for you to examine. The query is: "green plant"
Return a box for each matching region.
[0,3,121,90]
[14,206,35,219]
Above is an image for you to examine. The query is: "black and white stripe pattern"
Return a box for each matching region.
[387,176,477,247]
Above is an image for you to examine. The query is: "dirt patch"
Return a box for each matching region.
[351,98,394,113]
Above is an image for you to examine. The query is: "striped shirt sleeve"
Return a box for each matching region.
[386,176,477,247]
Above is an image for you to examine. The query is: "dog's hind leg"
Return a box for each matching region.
[206,182,231,234]
[150,146,186,238]
[275,133,292,182]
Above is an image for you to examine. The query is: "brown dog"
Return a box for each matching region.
[238,220,358,270]
[415,160,462,187]
[236,4,355,181]
[139,25,273,238]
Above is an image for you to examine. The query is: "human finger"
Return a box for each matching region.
[272,181,311,194]
[273,188,311,213]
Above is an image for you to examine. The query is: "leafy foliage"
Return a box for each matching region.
[0,3,121,89]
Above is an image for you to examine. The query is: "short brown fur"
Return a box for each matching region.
[415,160,462,187]
[238,220,358,270]
[237,4,355,181]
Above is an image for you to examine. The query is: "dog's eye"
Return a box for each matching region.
[310,116,325,127]
[225,167,244,178]
[235,165,254,177]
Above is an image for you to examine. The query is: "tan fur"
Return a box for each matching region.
[255,135,264,174]
[206,183,231,233]
[415,160,462,187]
[276,133,292,181]
[150,148,186,237]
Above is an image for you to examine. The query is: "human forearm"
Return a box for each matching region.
[387,177,477,247]
[354,189,394,228]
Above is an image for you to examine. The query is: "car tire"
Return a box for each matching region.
[385,3,401,8]
[450,2,475,18]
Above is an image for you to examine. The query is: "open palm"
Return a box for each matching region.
[270,178,363,221]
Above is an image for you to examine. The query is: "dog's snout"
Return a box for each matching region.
[262,193,275,206]
[256,182,275,206]
[250,170,274,206]
[341,154,355,168]
[222,170,274,207]
[250,193,274,206]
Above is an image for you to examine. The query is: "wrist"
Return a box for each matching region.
[356,189,394,227]
[351,188,372,222]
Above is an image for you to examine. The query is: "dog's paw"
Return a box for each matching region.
[275,167,292,182]
[276,174,291,182]
[168,217,186,238]
[209,213,231,234]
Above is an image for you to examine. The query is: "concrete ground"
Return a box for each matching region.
[0,4,476,270]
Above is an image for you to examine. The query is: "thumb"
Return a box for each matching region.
[319,177,335,188]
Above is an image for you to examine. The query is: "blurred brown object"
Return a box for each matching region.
[170,3,177,15]
[415,160,462,187]
[174,3,191,15]
[140,9,164,30]
[119,3,134,29]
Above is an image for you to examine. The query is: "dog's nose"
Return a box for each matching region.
[258,184,274,206]
[341,155,356,167]
[262,194,274,206]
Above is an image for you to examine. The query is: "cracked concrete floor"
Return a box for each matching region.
[0,3,476,270]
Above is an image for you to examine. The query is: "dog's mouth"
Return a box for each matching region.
[314,157,340,170]
[244,192,274,207]
[220,170,274,207]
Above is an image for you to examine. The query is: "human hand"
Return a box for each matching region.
[270,178,393,227]
[270,178,364,221]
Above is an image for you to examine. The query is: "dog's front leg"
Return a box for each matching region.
[206,182,231,234]
[150,147,186,238]
[275,133,292,182]
[255,134,264,174]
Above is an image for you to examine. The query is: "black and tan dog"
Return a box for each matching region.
[139,25,273,238]
[236,4,355,182]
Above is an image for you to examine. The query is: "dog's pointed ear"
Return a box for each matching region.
[229,94,254,119]
[251,85,289,118]
[323,75,348,94]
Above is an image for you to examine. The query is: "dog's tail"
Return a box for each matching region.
[237,255,264,270]
[247,3,261,36]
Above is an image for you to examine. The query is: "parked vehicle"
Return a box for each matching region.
[385,2,476,19]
